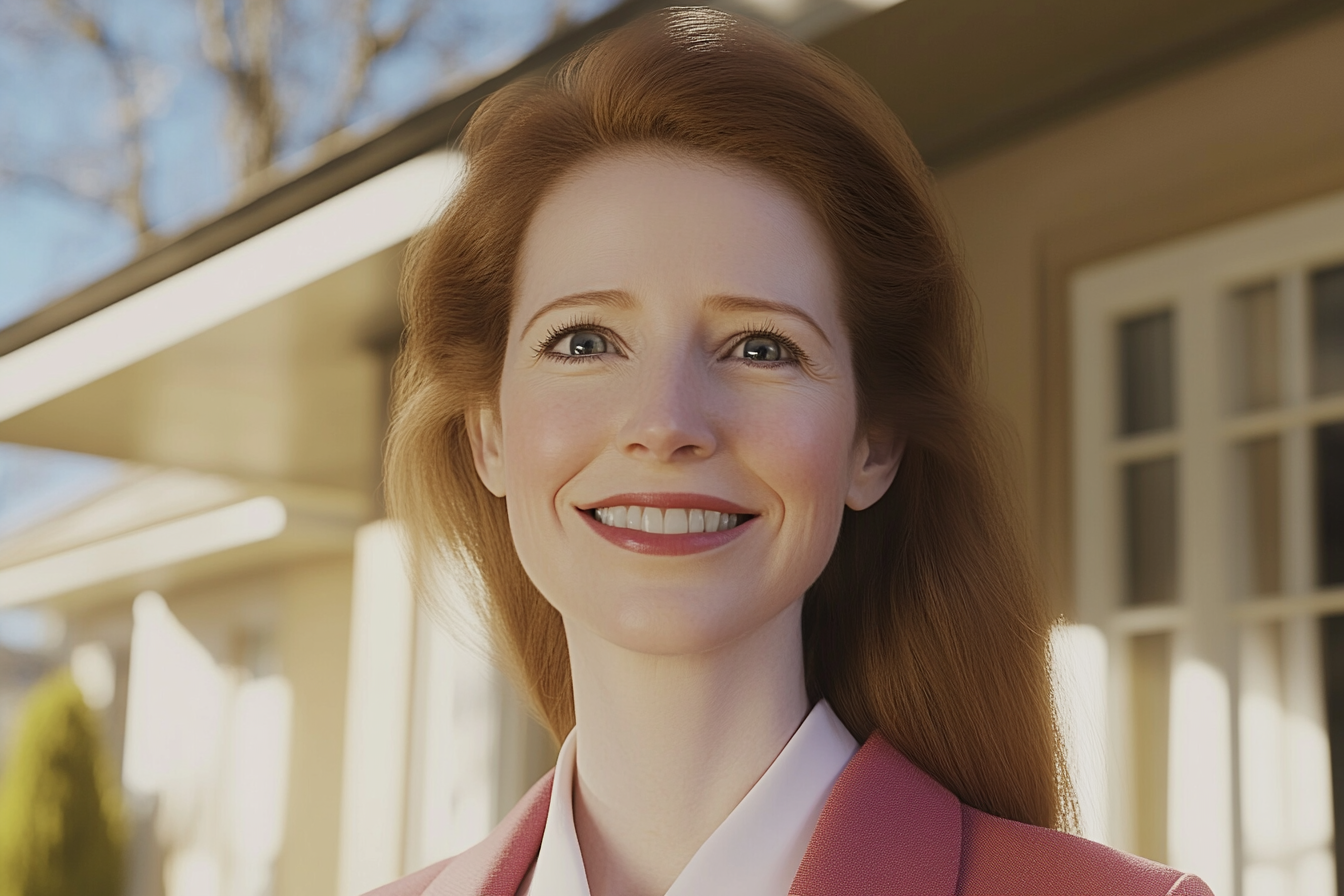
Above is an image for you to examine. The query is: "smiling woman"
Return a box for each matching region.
[378,8,1213,896]
[483,151,877,674]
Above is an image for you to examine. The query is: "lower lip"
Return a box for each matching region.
[579,509,754,556]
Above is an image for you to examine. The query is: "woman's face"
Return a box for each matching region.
[470,149,898,656]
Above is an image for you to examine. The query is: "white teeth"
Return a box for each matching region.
[642,507,664,533]
[664,508,688,534]
[592,505,745,533]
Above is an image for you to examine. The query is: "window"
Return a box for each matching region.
[1072,189,1344,896]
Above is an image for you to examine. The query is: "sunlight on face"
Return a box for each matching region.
[485,149,869,656]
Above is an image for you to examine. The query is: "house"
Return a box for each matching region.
[1,0,1342,893]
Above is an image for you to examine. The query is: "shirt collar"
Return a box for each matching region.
[526,720,589,896]
[524,700,858,896]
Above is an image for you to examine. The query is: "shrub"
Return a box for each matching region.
[0,670,125,896]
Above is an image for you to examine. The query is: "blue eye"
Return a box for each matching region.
[556,330,610,356]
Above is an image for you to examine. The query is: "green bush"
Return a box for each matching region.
[0,670,125,896]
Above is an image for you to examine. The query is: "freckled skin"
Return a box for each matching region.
[479,149,871,656]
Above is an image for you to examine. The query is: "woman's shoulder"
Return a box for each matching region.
[958,804,1212,896]
[800,732,1213,896]
[359,771,553,896]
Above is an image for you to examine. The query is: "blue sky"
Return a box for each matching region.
[0,0,620,557]
[0,0,620,327]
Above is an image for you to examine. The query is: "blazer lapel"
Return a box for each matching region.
[424,771,553,896]
[790,734,961,896]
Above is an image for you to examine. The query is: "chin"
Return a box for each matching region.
[568,588,796,658]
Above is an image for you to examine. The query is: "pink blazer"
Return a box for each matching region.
[367,733,1213,896]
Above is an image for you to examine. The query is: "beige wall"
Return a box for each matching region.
[274,556,354,896]
[934,11,1344,612]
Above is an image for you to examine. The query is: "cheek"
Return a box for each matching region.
[500,377,608,498]
[497,375,616,584]
[732,385,856,511]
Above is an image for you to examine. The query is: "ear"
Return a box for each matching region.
[845,428,904,511]
[466,405,507,497]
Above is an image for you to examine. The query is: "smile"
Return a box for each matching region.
[589,505,744,533]
[577,494,756,556]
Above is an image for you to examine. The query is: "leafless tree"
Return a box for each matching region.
[0,0,155,247]
[0,0,464,250]
[195,0,430,185]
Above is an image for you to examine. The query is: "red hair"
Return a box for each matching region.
[386,8,1071,828]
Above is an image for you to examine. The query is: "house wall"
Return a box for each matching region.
[274,556,354,896]
[933,10,1344,612]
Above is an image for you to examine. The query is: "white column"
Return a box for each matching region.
[336,521,417,896]
[402,601,500,872]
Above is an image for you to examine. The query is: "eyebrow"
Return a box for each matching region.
[519,290,637,340]
[705,293,833,349]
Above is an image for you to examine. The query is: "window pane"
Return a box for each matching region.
[1131,632,1171,864]
[1318,421,1344,587]
[1120,311,1176,435]
[1229,282,1281,412]
[1312,263,1344,396]
[1239,437,1283,597]
[1243,620,1335,893]
[1125,457,1179,605]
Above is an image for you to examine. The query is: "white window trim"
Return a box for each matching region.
[1071,187,1344,896]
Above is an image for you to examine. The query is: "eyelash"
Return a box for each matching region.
[733,324,806,366]
[534,318,807,366]
[533,317,615,364]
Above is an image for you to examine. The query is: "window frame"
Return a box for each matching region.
[1070,187,1344,895]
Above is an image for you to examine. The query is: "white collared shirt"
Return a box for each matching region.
[518,700,858,896]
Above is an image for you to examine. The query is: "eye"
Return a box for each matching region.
[550,330,612,357]
[736,335,793,363]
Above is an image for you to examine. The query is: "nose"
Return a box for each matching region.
[618,353,717,463]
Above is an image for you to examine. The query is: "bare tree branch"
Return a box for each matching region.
[40,0,152,244]
[196,0,283,180]
[5,0,443,257]
[326,0,430,137]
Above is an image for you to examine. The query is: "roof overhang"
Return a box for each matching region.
[816,0,1344,168]
[0,152,460,424]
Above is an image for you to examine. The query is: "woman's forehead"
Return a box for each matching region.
[514,149,840,327]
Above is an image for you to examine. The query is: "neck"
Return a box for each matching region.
[563,601,809,896]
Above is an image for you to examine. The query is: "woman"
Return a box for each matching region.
[375,8,1212,895]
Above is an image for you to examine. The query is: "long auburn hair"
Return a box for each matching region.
[387,8,1071,829]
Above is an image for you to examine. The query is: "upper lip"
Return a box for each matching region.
[579,493,755,515]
